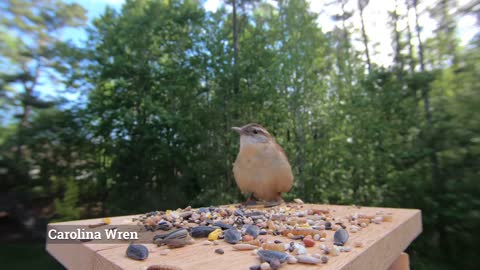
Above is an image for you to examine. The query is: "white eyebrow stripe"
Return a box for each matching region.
[252,127,270,136]
[257,128,269,134]
[240,124,271,137]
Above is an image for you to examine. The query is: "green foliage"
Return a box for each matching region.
[0,0,478,269]
[54,179,81,221]
[0,0,87,126]
[0,243,63,269]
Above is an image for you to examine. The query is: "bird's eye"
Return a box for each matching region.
[253,129,258,134]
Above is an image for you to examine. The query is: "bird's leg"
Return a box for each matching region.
[242,193,258,206]
[264,193,284,208]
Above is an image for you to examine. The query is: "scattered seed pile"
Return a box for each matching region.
[126,200,393,270]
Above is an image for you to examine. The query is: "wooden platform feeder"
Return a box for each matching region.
[46,204,422,270]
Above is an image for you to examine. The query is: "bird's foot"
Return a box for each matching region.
[243,200,267,208]
[242,200,258,206]
[264,195,284,208]
[264,201,281,208]
[241,195,258,206]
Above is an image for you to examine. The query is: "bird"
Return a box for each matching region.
[232,123,293,206]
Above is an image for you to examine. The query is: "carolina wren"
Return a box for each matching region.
[232,123,293,205]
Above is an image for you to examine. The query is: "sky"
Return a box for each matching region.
[64,0,478,68]
[12,0,479,109]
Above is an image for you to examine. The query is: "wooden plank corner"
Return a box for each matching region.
[388,252,410,270]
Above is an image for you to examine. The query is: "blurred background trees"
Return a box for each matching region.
[1,0,479,269]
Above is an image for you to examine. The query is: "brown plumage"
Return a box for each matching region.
[232,123,293,202]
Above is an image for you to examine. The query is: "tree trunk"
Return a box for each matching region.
[406,0,416,73]
[340,0,353,83]
[413,0,430,120]
[413,0,425,72]
[358,0,372,73]
[413,0,446,255]
[17,84,33,161]
[232,0,239,95]
[21,103,30,127]
[392,0,404,72]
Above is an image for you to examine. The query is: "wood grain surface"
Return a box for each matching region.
[46,204,422,270]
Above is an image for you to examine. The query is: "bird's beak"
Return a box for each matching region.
[232,127,242,134]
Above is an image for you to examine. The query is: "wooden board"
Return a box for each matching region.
[46,204,422,270]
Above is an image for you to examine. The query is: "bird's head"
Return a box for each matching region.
[232,123,272,146]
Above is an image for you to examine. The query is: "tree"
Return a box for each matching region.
[273,0,329,199]
[86,0,209,213]
[0,0,87,127]
[428,0,459,68]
